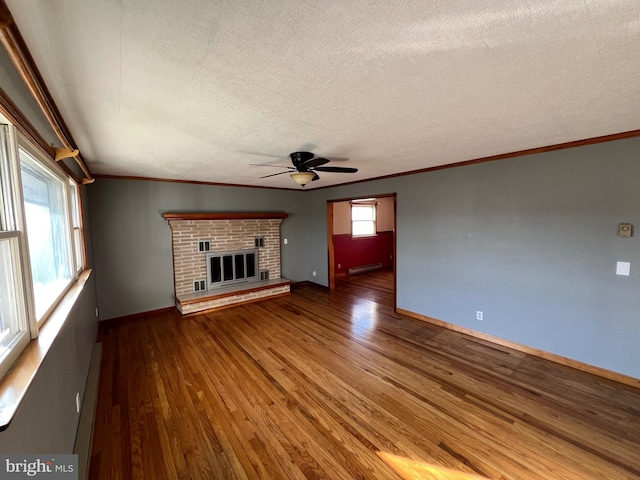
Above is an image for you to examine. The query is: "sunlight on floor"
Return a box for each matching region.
[377,451,490,480]
[350,297,379,336]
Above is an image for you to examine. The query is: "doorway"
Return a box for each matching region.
[327,193,397,310]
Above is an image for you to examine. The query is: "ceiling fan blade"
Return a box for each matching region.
[311,173,320,181]
[250,163,292,168]
[259,170,293,179]
[302,157,330,168]
[312,166,358,173]
[238,150,283,158]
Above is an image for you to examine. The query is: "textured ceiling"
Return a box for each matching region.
[6,0,640,189]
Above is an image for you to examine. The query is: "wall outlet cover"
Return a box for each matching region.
[616,261,631,276]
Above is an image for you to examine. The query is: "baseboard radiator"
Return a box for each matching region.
[348,263,382,275]
[74,342,102,480]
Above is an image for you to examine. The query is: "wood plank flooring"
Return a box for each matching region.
[90,270,640,479]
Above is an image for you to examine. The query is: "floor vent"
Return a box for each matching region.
[348,263,382,275]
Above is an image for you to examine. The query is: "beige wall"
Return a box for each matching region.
[333,201,352,235]
[332,196,394,235]
[376,197,394,232]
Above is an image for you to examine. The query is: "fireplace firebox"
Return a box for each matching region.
[206,248,259,289]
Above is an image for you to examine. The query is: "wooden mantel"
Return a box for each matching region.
[162,212,288,221]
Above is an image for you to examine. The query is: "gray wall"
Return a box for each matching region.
[0,48,60,148]
[0,183,98,452]
[0,274,99,453]
[88,137,640,379]
[306,137,640,379]
[0,59,100,453]
[88,179,308,320]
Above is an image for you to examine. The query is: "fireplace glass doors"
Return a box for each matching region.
[206,249,258,289]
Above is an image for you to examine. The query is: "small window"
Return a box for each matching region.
[351,204,376,236]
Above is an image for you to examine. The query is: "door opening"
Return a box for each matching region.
[327,193,397,310]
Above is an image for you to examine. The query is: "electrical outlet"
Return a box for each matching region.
[616,261,630,276]
[476,311,483,321]
[75,392,81,413]
[312,271,317,276]
[283,238,288,244]
[95,308,99,318]
[337,263,341,269]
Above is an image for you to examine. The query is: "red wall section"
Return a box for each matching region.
[332,231,394,275]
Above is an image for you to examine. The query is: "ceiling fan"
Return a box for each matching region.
[251,151,357,187]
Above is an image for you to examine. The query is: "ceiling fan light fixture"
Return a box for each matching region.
[290,171,315,186]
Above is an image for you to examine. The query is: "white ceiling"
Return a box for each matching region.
[6,0,640,189]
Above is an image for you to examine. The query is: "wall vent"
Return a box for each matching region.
[260,270,270,281]
[198,240,211,252]
[254,236,265,248]
[193,280,206,292]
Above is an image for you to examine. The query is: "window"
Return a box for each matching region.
[20,149,75,320]
[0,117,85,377]
[0,238,29,372]
[351,203,376,236]
[0,123,30,379]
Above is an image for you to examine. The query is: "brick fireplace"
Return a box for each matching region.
[162,212,291,314]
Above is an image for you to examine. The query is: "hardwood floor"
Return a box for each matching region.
[90,270,640,479]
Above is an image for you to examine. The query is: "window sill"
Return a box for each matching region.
[0,269,93,431]
[351,233,378,238]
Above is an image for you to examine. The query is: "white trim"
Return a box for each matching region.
[3,124,37,338]
[19,148,77,328]
[0,236,30,379]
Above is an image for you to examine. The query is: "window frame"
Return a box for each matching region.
[69,178,86,273]
[0,121,33,378]
[351,202,377,238]
[18,137,82,327]
[0,232,31,376]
